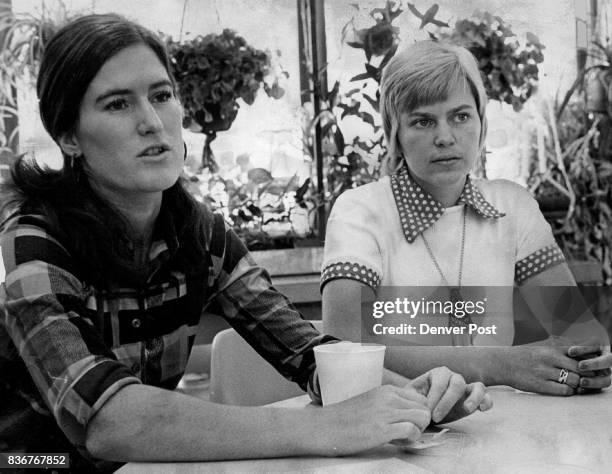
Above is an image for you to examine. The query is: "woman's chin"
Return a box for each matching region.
[142,166,183,191]
[427,170,469,189]
[127,173,182,195]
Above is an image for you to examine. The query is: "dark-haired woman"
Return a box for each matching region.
[0,14,491,473]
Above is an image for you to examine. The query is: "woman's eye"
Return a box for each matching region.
[414,119,434,128]
[104,99,129,111]
[152,90,174,103]
[455,112,470,123]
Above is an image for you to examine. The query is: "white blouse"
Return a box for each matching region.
[322,167,565,345]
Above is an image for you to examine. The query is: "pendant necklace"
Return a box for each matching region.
[421,205,473,346]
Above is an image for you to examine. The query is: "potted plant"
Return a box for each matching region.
[526,33,612,286]
[439,12,545,113]
[166,29,285,172]
[528,94,611,285]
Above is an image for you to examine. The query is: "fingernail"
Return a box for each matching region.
[432,410,441,423]
[568,348,576,357]
[464,402,475,412]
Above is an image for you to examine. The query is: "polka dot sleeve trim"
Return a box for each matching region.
[515,244,566,285]
[320,261,381,291]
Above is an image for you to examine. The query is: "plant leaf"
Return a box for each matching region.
[350,72,371,82]
[361,93,379,111]
[346,41,364,50]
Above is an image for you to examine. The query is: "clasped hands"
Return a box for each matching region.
[509,336,612,395]
[408,366,492,423]
[384,366,491,446]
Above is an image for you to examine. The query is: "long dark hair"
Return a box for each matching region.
[2,14,209,288]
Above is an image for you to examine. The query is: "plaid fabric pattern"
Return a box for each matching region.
[0,208,334,472]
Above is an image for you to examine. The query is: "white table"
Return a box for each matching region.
[118,386,612,473]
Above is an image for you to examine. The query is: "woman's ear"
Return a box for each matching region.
[58,132,82,157]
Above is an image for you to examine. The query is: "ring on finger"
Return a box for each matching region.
[558,368,569,384]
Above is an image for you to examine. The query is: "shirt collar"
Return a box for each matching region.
[390,165,505,244]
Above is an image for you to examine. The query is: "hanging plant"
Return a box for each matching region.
[346,1,401,63]
[166,29,286,172]
[439,11,545,112]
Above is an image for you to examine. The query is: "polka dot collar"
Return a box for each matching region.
[390,165,506,243]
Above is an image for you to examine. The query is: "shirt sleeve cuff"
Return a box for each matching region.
[57,360,142,448]
[515,244,566,285]
[320,261,381,292]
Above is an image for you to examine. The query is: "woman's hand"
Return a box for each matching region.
[409,366,492,424]
[505,337,612,395]
[505,339,581,395]
[314,385,431,456]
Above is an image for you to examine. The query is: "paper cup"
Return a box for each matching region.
[314,342,386,405]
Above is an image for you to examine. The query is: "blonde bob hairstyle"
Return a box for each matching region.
[380,40,488,174]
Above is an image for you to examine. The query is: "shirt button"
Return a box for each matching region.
[131,363,140,373]
[131,318,141,328]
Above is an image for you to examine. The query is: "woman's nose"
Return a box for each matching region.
[137,102,163,135]
[433,123,455,147]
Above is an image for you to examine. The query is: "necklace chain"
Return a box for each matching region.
[421,206,467,287]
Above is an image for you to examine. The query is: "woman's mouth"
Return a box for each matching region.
[432,156,461,164]
[139,144,170,157]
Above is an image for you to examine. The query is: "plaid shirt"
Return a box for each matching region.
[0,207,334,472]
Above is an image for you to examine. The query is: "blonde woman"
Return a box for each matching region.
[322,41,611,400]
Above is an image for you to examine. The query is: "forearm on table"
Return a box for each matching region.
[384,346,512,386]
[86,384,325,462]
